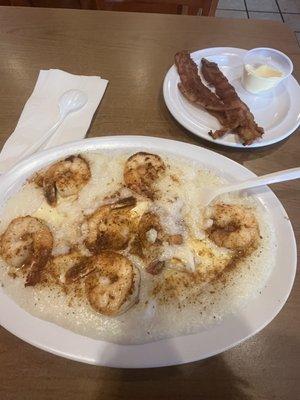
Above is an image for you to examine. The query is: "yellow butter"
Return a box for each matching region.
[33,202,66,225]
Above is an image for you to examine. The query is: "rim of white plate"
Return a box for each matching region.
[163,47,300,148]
[0,136,297,368]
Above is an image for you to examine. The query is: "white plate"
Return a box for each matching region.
[0,136,297,368]
[163,47,300,148]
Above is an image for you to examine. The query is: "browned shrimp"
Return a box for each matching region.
[208,203,260,254]
[36,155,91,206]
[44,251,85,285]
[124,152,166,199]
[65,251,140,316]
[83,197,138,253]
[131,212,164,270]
[131,212,183,275]
[0,216,53,286]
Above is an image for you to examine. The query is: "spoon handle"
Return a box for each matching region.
[38,120,65,151]
[19,117,64,160]
[216,167,300,196]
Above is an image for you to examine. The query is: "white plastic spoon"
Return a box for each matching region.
[20,89,88,159]
[201,167,300,207]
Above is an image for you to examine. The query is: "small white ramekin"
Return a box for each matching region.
[242,47,293,94]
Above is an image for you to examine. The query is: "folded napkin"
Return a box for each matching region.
[0,69,108,173]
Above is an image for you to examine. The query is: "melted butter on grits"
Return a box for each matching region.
[0,150,276,344]
[153,238,234,303]
[130,200,150,220]
[33,201,66,225]
[191,238,233,275]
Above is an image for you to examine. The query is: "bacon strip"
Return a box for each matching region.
[174,50,264,145]
[201,58,264,145]
[174,51,232,112]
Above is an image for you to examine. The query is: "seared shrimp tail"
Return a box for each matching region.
[83,197,138,253]
[25,248,52,286]
[0,216,53,286]
[65,251,140,316]
[37,155,91,206]
[207,204,260,255]
[124,152,166,199]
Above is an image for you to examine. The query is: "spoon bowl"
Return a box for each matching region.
[18,89,88,162]
[59,89,88,119]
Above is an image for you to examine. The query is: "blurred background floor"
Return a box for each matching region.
[216,0,300,46]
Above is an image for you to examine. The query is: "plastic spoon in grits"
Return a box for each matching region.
[20,89,88,159]
[201,167,300,207]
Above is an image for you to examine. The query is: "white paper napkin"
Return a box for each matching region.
[0,69,108,173]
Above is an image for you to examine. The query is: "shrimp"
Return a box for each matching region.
[65,251,140,316]
[0,216,53,286]
[83,197,138,253]
[124,152,166,199]
[43,251,85,285]
[207,204,260,254]
[131,212,164,269]
[36,155,91,206]
[131,212,183,274]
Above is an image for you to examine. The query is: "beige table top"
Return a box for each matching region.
[0,6,299,400]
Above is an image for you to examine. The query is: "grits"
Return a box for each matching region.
[0,151,276,344]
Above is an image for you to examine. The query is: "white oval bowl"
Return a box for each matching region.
[0,136,296,368]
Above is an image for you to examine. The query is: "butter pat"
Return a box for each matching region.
[250,65,282,78]
[130,201,149,219]
[33,202,66,225]
[243,63,283,94]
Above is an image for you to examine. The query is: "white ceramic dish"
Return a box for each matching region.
[163,47,300,148]
[0,136,297,368]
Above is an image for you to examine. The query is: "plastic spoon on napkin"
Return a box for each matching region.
[201,167,300,207]
[20,89,88,159]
